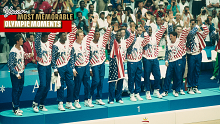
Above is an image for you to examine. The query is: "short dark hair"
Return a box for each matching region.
[89,4,94,8]
[170,31,177,37]
[80,1,85,5]
[175,25,182,30]
[26,33,34,38]
[59,32,66,37]
[190,19,196,23]
[95,28,100,32]
[42,33,49,38]
[77,11,82,16]
[14,34,22,44]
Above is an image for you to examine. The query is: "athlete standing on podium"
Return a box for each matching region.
[72,15,98,108]
[33,32,56,112]
[89,16,112,105]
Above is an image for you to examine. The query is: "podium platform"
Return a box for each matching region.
[1,88,220,124]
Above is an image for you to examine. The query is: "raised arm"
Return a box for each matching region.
[48,32,56,49]
[156,22,168,45]
[141,32,150,47]
[69,24,78,44]
[35,32,42,57]
[125,27,135,49]
[200,24,209,39]
[102,16,112,48]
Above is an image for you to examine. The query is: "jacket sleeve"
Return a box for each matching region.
[141,32,150,47]
[102,26,111,48]
[70,47,75,71]
[51,45,59,72]
[7,52,19,77]
[35,32,42,57]
[125,33,135,49]
[155,22,168,45]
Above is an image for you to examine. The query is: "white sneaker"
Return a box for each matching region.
[130,93,137,101]
[210,76,216,80]
[39,105,48,111]
[180,89,185,95]
[109,101,114,104]
[161,91,168,97]
[84,99,94,107]
[18,107,23,113]
[193,88,202,94]
[146,91,152,100]
[74,100,81,109]
[65,102,75,110]
[96,99,105,105]
[135,93,143,101]
[153,89,162,99]
[14,110,22,116]
[187,88,195,94]
[32,101,39,113]
[173,90,179,97]
[58,102,65,111]
[117,100,124,104]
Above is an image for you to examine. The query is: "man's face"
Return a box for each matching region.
[138,2,143,8]
[16,7,21,10]
[149,27,152,36]
[17,38,23,46]
[170,34,176,43]
[80,2,85,8]
[176,14,180,20]
[190,21,195,29]
[159,5,163,9]
[29,35,34,42]
[181,0,186,4]
[121,30,125,38]
[77,32,84,41]
[137,27,143,35]
[117,5,121,11]
[89,5,94,12]
[94,32,100,40]
[100,14,104,19]
[208,16,212,22]
[60,33,67,42]
[42,35,48,42]
[130,22,135,28]
[77,13,82,18]
[176,27,182,36]
[156,17,161,25]
[116,32,121,43]
[108,6,112,11]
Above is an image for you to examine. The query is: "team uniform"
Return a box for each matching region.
[33,32,56,112]
[186,24,209,94]
[167,23,188,95]
[108,31,135,104]
[89,26,111,105]
[163,27,190,97]
[143,21,168,99]
[72,24,96,108]
[126,32,150,101]
[52,25,77,110]
[8,45,32,115]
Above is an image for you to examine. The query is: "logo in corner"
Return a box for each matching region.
[142,117,149,124]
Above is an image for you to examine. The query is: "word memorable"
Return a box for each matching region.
[3,6,27,18]
[17,14,74,21]
[4,21,61,28]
